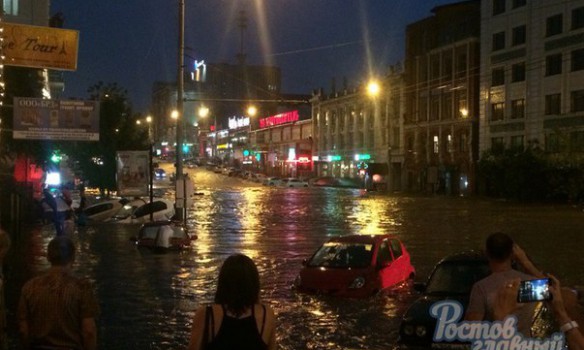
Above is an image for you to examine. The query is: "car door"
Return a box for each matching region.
[388,239,410,282]
[376,239,397,289]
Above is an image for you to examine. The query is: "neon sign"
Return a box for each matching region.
[228,116,250,130]
[259,110,299,129]
[191,60,206,82]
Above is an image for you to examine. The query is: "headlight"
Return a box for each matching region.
[348,276,365,289]
[415,325,427,337]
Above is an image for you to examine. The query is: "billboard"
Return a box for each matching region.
[116,151,150,197]
[13,97,100,141]
[2,22,79,70]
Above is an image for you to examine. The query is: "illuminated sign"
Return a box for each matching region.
[3,23,79,70]
[228,117,250,130]
[298,157,310,163]
[259,110,299,129]
[354,154,371,161]
[191,60,206,82]
[312,156,319,161]
[288,148,296,162]
[217,144,229,149]
[327,155,342,162]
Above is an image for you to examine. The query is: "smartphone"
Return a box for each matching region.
[517,278,552,303]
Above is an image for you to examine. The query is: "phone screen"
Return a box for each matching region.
[517,278,552,303]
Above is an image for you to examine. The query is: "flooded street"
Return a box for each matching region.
[6,168,584,349]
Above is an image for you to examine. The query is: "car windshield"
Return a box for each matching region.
[308,242,373,268]
[425,261,490,295]
[113,203,139,219]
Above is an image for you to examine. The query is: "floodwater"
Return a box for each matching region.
[5,168,584,349]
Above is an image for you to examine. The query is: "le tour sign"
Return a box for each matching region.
[2,22,79,71]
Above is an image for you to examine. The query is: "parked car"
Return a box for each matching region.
[83,198,128,222]
[398,251,490,349]
[262,177,282,186]
[295,234,415,298]
[108,198,175,224]
[282,178,309,187]
[130,220,196,253]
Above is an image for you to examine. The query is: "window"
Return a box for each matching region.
[572,7,584,30]
[510,135,524,149]
[491,137,505,152]
[433,135,439,154]
[512,0,526,9]
[511,99,525,119]
[571,48,584,71]
[511,62,525,82]
[492,32,506,51]
[570,131,584,152]
[546,54,563,76]
[512,25,526,46]
[546,133,561,153]
[571,90,584,112]
[545,94,562,115]
[390,240,403,259]
[491,102,505,121]
[492,67,505,86]
[493,0,506,15]
[3,0,18,16]
[377,241,393,265]
[546,14,563,37]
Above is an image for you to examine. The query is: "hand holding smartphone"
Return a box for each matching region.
[517,278,552,303]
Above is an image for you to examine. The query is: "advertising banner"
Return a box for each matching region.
[116,151,150,197]
[13,97,100,141]
[2,22,79,70]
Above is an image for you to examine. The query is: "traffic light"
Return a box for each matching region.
[50,152,62,163]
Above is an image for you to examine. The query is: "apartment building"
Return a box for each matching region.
[479,0,584,156]
[404,0,481,195]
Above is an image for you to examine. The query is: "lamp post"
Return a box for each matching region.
[366,79,382,191]
[176,0,186,223]
[246,105,257,170]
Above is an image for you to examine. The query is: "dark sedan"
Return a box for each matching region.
[398,251,490,349]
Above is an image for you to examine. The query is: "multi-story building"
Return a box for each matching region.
[250,110,313,178]
[479,0,584,156]
[404,0,480,195]
[151,61,282,160]
[310,70,404,191]
[3,0,49,25]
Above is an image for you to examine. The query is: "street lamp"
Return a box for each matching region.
[367,80,381,98]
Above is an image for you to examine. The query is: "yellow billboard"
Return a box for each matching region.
[2,22,79,71]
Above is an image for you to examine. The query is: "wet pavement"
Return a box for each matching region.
[4,167,584,349]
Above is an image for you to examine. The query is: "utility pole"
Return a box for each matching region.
[176,0,186,223]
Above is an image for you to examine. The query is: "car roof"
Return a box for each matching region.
[140,220,184,228]
[437,250,487,264]
[327,234,398,244]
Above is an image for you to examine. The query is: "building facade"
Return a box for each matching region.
[310,70,404,191]
[404,0,480,195]
[479,0,584,156]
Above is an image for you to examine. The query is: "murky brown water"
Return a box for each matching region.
[5,169,584,349]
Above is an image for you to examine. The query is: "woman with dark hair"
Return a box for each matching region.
[187,254,276,350]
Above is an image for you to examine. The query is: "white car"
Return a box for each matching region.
[83,198,127,222]
[108,198,175,224]
[281,178,309,188]
[263,177,282,186]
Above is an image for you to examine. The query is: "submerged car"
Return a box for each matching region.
[108,198,175,224]
[295,234,415,297]
[130,220,196,252]
[83,198,128,222]
[398,251,490,349]
[281,178,309,187]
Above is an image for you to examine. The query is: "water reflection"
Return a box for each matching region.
[6,185,584,349]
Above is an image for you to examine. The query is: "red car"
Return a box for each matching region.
[295,234,416,297]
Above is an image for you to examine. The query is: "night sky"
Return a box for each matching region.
[49,0,458,114]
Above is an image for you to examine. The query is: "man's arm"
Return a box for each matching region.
[513,244,544,278]
[81,318,97,350]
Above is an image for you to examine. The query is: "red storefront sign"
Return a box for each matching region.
[259,110,299,129]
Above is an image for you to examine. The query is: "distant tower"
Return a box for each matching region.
[236,10,247,65]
